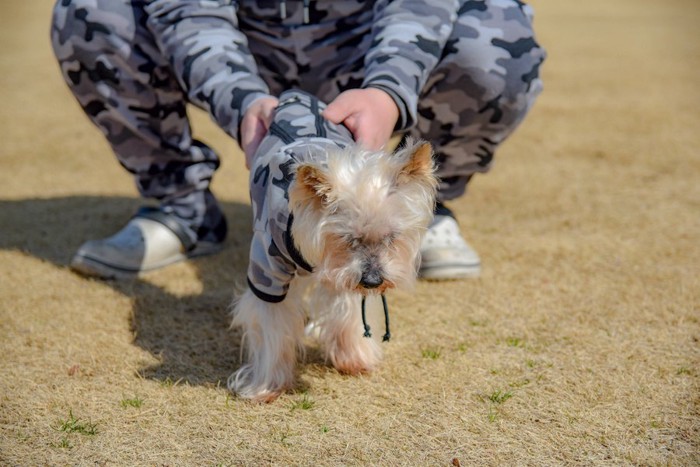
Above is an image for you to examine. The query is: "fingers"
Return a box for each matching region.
[242,119,267,170]
[322,92,356,124]
[323,91,372,146]
[240,96,278,169]
[323,89,399,151]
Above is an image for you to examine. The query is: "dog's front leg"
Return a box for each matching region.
[228,288,305,402]
[311,289,383,375]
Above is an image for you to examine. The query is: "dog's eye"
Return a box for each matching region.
[342,234,362,249]
[382,233,396,246]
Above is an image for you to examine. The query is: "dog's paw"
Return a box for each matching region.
[329,338,382,375]
[333,358,375,376]
[227,365,290,403]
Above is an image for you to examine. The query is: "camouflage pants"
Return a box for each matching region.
[51,0,545,236]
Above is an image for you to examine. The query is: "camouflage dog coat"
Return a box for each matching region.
[246,89,354,303]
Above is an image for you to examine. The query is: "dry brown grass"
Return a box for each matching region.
[1,0,698,465]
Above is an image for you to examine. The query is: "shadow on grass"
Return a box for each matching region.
[0,195,253,387]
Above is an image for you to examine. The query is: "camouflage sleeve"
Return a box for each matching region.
[144,0,271,141]
[247,230,297,303]
[363,0,459,131]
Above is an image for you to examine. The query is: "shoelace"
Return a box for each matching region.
[361,294,391,342]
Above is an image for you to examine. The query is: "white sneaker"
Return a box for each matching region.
[419,207,481,280]
[70,207,223,279]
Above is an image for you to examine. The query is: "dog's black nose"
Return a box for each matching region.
[360,271,383,289]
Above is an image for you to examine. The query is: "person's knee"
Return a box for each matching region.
[51,0,125,62]
[440,42,543,107]
[52,0,94,42]
[437,2,545,106]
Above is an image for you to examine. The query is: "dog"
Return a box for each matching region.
[229,90,437,402]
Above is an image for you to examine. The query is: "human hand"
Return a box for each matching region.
[322,88,399,150]
[240,96,279,169]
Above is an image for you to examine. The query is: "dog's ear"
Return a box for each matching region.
[293,164,332,206]
[397,141,435,185]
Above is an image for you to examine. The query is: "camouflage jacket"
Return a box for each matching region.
[144,0,459,139]
[246,89,354,302]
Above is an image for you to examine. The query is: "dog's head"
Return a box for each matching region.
[289,138,437,294]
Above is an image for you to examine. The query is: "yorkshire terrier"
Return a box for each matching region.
[229,90,437,401]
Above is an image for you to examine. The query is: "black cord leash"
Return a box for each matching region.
[381,294,391,342]
[361,294,391,342]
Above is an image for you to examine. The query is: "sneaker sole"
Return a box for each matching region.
[419,263,481,280]
[70,242,224,280]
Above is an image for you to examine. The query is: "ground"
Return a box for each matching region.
[1,0,698,465]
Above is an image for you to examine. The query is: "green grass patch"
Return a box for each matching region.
[51,437,72,450]
[487,406,499,423]
[488,390,513,405]
[290,394,315,411]
[421,347,442,360]
[57,410,97,436]
[506,337,525,348]
[509,378,531,388]
[120,396,144,409]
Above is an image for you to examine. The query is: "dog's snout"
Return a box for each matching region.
[360,270,383,289]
